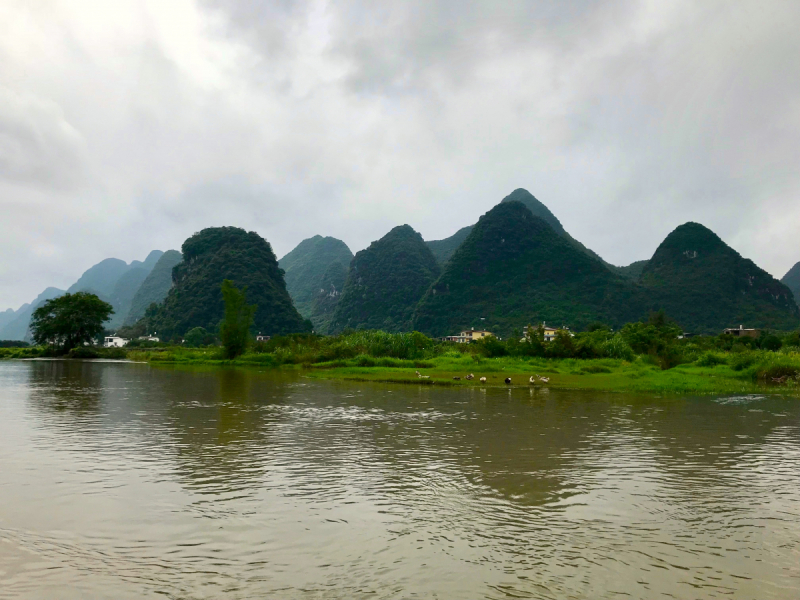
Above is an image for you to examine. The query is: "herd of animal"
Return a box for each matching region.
[415,371,550,385]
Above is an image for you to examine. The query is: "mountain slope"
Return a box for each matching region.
[782,262,800,304]
[426,226,474,264]
[124,250,183,325]
[278,236,353,320]
[107,267,151,330]
[330,225,440,333]
[0,288,65,341]
[640,223,799,333]
[308,260,349,334]
[412,201,647,337]
[147,227,307,338]
[0,308,16,333]
[67,258,132,297]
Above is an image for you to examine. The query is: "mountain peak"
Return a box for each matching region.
[500,188,566,236]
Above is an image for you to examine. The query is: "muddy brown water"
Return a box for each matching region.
[1,360,799,599]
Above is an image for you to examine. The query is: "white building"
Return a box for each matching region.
[523,323,573,342]
[138,335,160,342]
[104,336,128,348]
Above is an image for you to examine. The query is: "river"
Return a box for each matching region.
[1,360,798,599]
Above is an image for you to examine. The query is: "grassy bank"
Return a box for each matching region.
[5,327,800,396]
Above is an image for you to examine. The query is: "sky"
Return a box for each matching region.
[1,0,799,310]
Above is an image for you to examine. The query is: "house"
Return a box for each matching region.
[723,325,760,338]
[256,334,271,342]
[104,336,128,348]
[138,335,160,342]
[523,323,573,342]
[441,328,494,343]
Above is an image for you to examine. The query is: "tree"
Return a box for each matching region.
[220,280,256,359]
[30,292,113,352]
[185,326,215,347]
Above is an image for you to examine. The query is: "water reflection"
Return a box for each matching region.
[1,361,798,599]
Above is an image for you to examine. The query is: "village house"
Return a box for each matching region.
[104,335,128,348]
[441,328,494,343]
[256,334,271,342]
[138,335,160,342]
[522,323,573,342]
[723,325,760,338]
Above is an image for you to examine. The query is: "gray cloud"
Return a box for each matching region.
[1,0,799,310]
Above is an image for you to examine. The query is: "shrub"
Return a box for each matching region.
[696,351,727,367]
[601,334,635,361]
[581,364,612,374]
[67,347,100,359]
[730,352,760,371]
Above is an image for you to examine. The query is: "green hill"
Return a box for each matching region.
[611,259,649,280]
[782,262,800,304]
[147,227,307,339]
[107,267,150,329]
[124,250,183,325]
[426,226,474,264]
[330,225,440,333]
[639,223,799,333]
[412,201,647,338]
[278,236,353,321]
[67,258,131,297]
[308,260,349,334]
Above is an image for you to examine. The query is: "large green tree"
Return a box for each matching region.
[220,280,256,359]
[30,292,113,352]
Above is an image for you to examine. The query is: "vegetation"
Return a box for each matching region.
[141,227,309,340]
[220,280,256,359]
[412,201,648,338]
[124,250,182,325]
[330,225,440,333]
[0,340,29,348]
[30,292,113,352]
[611,259,649,280]
[640,223,799,333]
[0,287,64,341]
[278,235,353,325]
[308,260,349,334]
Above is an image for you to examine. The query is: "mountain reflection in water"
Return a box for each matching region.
[1,360,798,599]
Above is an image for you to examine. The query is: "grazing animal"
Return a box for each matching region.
[539,376,550,383]
[479,376,487,383]
[529,376,536,384]
[415,370,430,379]
[465,374,474,380]
[772,376,788,383]
[453,376,461,380]
[504,377,512,385]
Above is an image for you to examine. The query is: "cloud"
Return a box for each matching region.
[0,0,799,309]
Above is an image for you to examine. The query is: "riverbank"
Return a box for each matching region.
[120,348,797,395]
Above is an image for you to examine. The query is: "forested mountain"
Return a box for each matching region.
[0,287,65,341]
[67,258,132,297]
[639,223,799,333]
[611,259,649,280]
[106,267,151,329]
[782,262,800,304]
[412,201,647,338]
[330,225,440,333]
[124,250,183,325]
[499,188,605,263]
[278,236,353,321]
[145,227,307,339]
[308,260,349,334]
[426,226,473,264]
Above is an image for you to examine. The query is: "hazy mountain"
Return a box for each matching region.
[426,225,473,264]
[782,262,800,304]
[124,250,183,326]
[640,223,799,333]
[67,258,132,297]
[278,236,353,320]
[308,260,349,334]
[330,225,440,333]
[0,308,17,333]
[147,227,307,339]
[412,201,647,337]
[0,287,65,341]
[611,260,649,280]
[106,268,150,330]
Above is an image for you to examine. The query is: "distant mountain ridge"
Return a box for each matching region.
[124,250,183,326]
[278,236,353,327]
[0,287,66,341]
[782,262,800,304]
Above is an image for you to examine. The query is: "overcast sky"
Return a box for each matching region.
[1,0,799,309]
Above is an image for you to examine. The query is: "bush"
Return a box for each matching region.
[696,351,727,367]
[581,364,612,374]
[730,352,760,371]
[601,334,635,361]
[101,348,128,359]
[759,334,782,351]
[67,346,100,359]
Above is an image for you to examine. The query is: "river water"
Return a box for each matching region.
[0,360,798,599]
